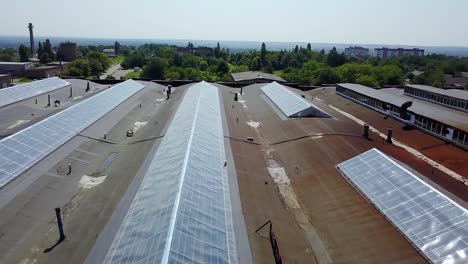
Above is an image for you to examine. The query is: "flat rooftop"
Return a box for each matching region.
[0,80,466,264]
[406,84,468,101]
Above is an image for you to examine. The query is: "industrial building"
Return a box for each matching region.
[405,84,468,112]
[25,65,63,79]
[0,62,33,76]
[336,83,468,149]
[0,78,466,264]
[375,47,424,59]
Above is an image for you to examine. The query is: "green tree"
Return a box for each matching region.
[327,47,346,67]
[374,65,404,85]
[19,45,29,62]
[314,67,340,85]
[260,42,267,65]
[216,60,229,74]
[64,59,90,76]
[40,53,51,64]
[214,42,221,58]
[0,49,15,61]
[356,75,379,87]
[307,43,312,51]
[122,52,145,69]
[250,57,261,71]
[43,39,54,60]
[37,42,43,58]
[337,63,373,82]
[142,57,166,79]
[87,51,110,76]
[114,41,121,55]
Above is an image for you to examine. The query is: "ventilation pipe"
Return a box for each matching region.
[363,124,369,139]
[386,128,393,144]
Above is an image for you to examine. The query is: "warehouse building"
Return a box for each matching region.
[0,62,33,76]
[404,84,468,112]
[25,65,62,79]
[336,83,468,149]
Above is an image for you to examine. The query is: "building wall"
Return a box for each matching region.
[0,63,33,76]
[336,85,468,149]
[375,48,424,59]
[60,42,77,62]
[345,47,369,57]
[404,86,468,112]
[25,67,61,79]
[0,74,11,88]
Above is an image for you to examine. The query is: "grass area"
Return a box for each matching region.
[273,70,284,76]
[124,70,142,79]
[110,55,124,66]
[17,77,33,83]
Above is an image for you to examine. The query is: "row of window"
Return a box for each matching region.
[453,129,468,146]
[337,87,468,148]
[404,87,468,111]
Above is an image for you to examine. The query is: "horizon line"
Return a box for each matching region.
[1,34,468,49]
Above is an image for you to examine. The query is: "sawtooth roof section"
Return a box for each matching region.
[103,81,238,264]
[261,82,331,118]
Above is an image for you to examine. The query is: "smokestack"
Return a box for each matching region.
[28,23,35,57]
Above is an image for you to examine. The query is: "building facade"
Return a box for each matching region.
[0,62,33,76]
[336,83,468,149]
[176,46,214,55]
[59,41,77,61]
[375,48,424,59]
[25,66,62,79]
[344,46,369,57]
[405,84,468,112]
[0,74,11,88]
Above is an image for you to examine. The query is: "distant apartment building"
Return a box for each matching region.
[103,48,116,57]
[176,46,214,56]
[375,48,424,59]
[344,46,369,57]
[59,41,77,61]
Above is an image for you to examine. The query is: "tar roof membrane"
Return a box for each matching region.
[261,82,330,118]
[406,84,468,101]
[337,83,468,132]
[0,79,144,188]
[0,77,70,108]
[337,148,468,264]
[103,81,237,264]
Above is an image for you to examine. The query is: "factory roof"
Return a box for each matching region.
[337,83,468,131]
[0,79,467,264]
[406,84,468,101]
[231,71,286,82]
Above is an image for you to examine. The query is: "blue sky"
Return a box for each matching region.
[2,0,468,46]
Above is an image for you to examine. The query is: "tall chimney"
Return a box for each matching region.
[28,23,35,57]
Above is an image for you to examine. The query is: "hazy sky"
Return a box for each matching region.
[2,0,468,46]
